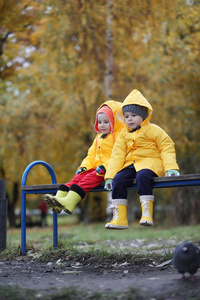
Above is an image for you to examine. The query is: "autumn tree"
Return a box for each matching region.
[1,0,200,225]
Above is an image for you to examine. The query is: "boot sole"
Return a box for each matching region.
[42,194,54,208]
[52,198,72,214]
[52,207,62,214]
[105,225,129,230]
[139,221,153,226]
[42,195,62,214]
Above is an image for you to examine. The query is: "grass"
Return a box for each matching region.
[1,222,200,299]
[57,222,200,242]
[2,221,200,260]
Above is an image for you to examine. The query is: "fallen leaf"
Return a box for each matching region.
[27,252,42,259]
[71,263,83,269]
[61,270,83,274]
[119,262,129,266]
[155,259,172,268]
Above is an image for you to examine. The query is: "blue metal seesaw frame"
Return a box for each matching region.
[21,160,58,255]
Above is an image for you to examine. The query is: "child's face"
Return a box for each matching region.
[124,112,143,129]
[97,113,111,134]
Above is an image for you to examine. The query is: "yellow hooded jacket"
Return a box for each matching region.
[78,100,124,171]
[105,90,179,179]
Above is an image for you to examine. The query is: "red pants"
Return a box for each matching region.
[65,169,104,194]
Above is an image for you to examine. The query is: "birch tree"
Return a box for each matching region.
[104,0,113,98]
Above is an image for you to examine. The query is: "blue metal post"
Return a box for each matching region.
[21,160,57,255]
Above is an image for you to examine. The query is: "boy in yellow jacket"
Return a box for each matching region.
[43,100,124,214]
[104,89,180,229]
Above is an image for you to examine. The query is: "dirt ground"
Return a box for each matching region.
[0,247,200,300]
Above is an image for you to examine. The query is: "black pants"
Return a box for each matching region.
[112,166,157,199]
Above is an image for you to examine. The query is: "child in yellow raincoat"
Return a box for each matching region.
[104,89,180,229]
[43,100,124,214]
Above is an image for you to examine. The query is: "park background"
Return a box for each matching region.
[0,0,200,228]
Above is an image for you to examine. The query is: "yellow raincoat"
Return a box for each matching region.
[105,90,179,179]
[78,100,124,171]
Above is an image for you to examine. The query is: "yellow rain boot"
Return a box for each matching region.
[139,195,154,226]
[52,184,85,214]
[105,199,129,230]
[43,189,68,214]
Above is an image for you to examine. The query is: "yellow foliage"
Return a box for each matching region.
[0,0,200,204]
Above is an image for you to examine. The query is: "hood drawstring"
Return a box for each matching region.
[100,133,107,139]
[129,125,141,133]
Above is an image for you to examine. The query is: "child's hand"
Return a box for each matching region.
[96,165,106,175]
[104,179,113,191]
[165,170,180,176]
[76,167,87,175]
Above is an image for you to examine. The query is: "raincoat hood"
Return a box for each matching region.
[79,100,124,171]
[105,91,179,180]
[94,100,124,134]
[116,89,153,125]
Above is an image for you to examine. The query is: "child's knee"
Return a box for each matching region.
[113,174,121,184]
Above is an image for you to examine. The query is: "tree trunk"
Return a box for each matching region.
[171,188,200,225]
[7,182,19,227]
[104,0,113,98]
